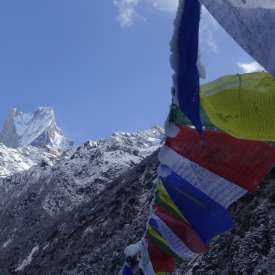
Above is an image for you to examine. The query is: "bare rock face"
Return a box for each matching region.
[0,107,73,150]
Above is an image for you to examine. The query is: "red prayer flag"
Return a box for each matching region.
[154,205,208,253]
[148,238,175,273]
[166,126,275,192]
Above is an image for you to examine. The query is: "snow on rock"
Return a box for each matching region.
[0,127,163,274]
[0,107,72,180]
[0,107,73,150]
[0,148,160,275]
[41,126,164,216]
[0,143,56,178]
[2,237,13,249]
[15,245,39,272]
[0,126,163,218]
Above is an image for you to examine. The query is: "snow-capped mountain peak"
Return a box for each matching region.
[0,107,72,150]
[14,107,53,136]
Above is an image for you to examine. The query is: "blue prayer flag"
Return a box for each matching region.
[170,0,203,134]
[159,165,233,244]
[121,265,133,275]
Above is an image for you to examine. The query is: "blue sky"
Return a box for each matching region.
[0,0,262,144]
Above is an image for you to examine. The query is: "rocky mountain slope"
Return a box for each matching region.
[1,148,275,275]
[0,152,159,275]
[1,126,162,211]
[1,107,275,274]
[0,124,164,274]
[0,107,72,150]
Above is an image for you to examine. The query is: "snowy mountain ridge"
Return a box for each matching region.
[0,122,164,215]
[0,106,163,183]
[36,125,163,217]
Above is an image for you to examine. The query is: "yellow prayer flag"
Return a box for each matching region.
[201,72,275,141]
